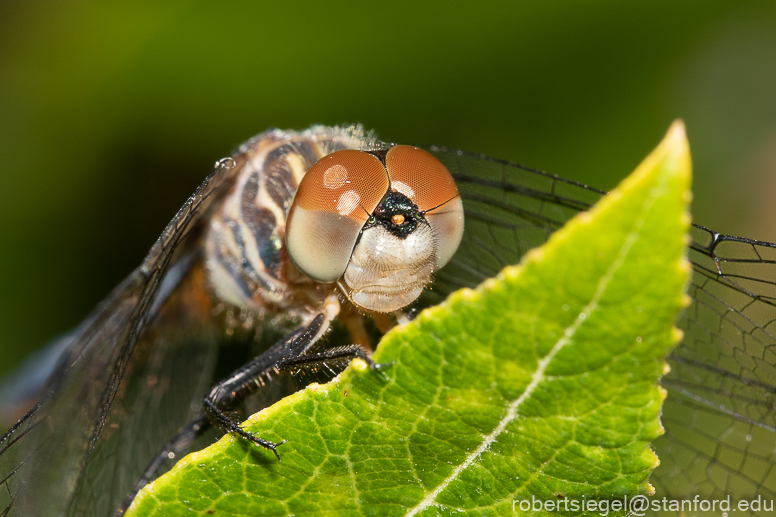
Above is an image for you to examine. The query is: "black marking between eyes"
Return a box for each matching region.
[362,191,423,240]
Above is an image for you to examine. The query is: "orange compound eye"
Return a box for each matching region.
[286,150,390,282]
[385,146,464,269]
[385,145,460,212]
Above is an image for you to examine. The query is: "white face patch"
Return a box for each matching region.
[343,224,436,312]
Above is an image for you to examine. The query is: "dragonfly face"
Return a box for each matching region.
[0,125,774,516]
[286,146,464,313]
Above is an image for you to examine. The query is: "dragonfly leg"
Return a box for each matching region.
[202,295,350,457]
[203,399,287,459]
[276,345,391,380]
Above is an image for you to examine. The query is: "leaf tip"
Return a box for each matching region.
[620,120,692,200]
[666,118,686,141]
[658,119,692,180]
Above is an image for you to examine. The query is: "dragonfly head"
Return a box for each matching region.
[286,145,464,313]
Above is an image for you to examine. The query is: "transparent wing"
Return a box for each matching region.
[657,227,776,508]
[0,155,246,517]
[425,147,776,514]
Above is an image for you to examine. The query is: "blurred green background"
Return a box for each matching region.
[1,0,776,377]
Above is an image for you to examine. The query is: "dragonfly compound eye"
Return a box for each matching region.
[385,146,464,268]
[286,149,389,283]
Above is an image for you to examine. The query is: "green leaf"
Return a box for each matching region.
[127,122,692,517]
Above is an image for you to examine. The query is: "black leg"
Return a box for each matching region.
[199,308,333,455]
[203,399,286,459]
[276,345,391,380]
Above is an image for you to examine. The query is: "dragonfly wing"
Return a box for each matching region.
[656,226,776,504]
[0,153,247,516]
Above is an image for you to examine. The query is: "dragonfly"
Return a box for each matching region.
[0,125,774,516]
